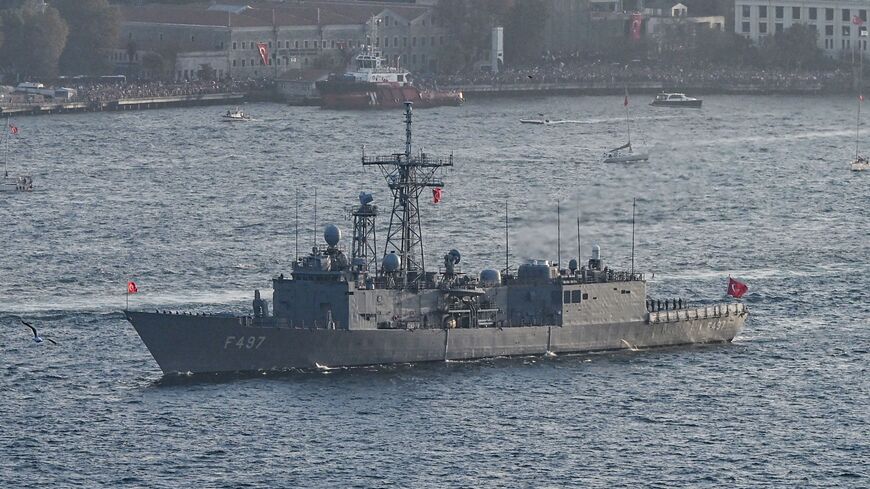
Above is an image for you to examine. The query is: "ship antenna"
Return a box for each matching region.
[504,199,509,274]
[405,102,412,158]
[313,187,318,250]
[576,203,581,269]
[631,197,636,277]
[295,191,299,259]
[557,200,561,270]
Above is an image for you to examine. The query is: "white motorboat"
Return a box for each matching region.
[650,92,702,108]
[222,108,252,122]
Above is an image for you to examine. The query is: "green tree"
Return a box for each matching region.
[760,24,825,69]
[433,0,511,73]
[53,0,120,75]
[0,3,69,79]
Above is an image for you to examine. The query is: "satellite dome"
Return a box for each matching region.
[324,225,341,247]
[479,269,501,286]
[592,244,601,261]
[383,252,401,272]
[447,249,461,264]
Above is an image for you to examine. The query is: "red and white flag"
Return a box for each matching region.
[853,15,865,26]
[127,281,138,294]
[861,94,865,102]
[256,42,269,65]
[432,187,442,204]
[630,13,643,40]
[8,124,18,135]
[727,277,748,298]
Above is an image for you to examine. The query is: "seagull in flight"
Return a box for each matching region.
[21,319,57,345]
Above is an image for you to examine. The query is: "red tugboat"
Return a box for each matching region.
[316,49,463,110]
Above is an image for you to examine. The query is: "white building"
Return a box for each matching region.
[735,0,870,55]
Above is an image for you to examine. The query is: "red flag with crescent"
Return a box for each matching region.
[727,277,748,298]
[127,281,138,294]
[853,15,864,26]
[256,42,269,65]
[9,124,18,135]
[432,187,442,203]
[630,13,643,40]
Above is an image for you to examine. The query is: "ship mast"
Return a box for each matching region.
[362,102,453,288]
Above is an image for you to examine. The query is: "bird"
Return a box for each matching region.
[21,319,57,345]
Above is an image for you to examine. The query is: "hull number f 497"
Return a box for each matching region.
[224,336,266,350]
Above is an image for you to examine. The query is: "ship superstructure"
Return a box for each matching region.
[126,103,748,375]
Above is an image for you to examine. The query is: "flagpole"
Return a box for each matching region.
[631,198,636,277]
[557,200,561,270]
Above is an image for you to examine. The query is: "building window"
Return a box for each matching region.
[775,6,783,19]
[295,40,299,48]
[742,21,750,33]
[759,6,767,18]
[233,42,237,50]
[394,36,398,47]
[242,42,246,49]
[863,10,868,22]
[421,37,426,47]
[759,22,767,34]
[775,23,783,33]
[412,36,417,46]
[742,5,750,18]
[843,9,851,22]
[331,40,335,48]
[304,40,308,48]
[384,37,389,47]
[843,26,851,37]
[826,25,834,36]
[403,37,407,47]
[826,8,834,21]
[242,60,246,66]
[232,60,236,66]
[809,8,817,20]
[792,7,800,20]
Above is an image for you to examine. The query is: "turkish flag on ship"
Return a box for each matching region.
[727,277,748,298]
[127,281,138,294]
[630,13,643,40]
[432,187,442,203]
[256,42,269,65]
[9,124,18,135]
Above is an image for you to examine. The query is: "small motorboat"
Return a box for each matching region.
[650,92,702,108]
[222,108,252,121]
[1,121,33,192]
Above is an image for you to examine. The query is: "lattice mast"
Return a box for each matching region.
[362,102,453,287]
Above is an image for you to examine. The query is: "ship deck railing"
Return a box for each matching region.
[649,303,748,323]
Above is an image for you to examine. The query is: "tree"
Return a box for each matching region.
[0,3,69,79]
[503,0,547,63]
[760,24,825,70]
[433,0,511,73]
[53,0,120,75]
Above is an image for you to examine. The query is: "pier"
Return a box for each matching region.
[0,92,246,117]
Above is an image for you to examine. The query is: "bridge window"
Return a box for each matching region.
[571,290,582,303]
[563,291,571,304]
[582,293,589,300]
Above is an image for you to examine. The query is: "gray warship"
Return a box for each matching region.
[126,103,748,375]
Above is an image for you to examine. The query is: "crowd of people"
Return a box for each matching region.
[437,59,853,92]
[71,79,273,104]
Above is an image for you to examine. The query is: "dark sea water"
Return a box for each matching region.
[1,95,868,488]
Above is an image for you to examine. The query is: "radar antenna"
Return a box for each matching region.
[362,102,453,287]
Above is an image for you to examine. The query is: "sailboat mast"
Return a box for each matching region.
[3,117,8,178]
[858,51,863,161]
[625,87,632,148]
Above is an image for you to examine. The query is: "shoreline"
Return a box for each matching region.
[1,83,854,117]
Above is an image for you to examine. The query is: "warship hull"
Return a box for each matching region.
[126,306,747,375]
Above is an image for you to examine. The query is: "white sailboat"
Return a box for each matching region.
[604,89,649,163]
[852,29,869,171]
[1,120,33,192]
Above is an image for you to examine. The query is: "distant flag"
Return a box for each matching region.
[8,124,18,135]
[127,281,138,294]
[861,94,865,102]
[256,42,269,65]
[624,88,629,107]
[727,276,748,299]
[853,15,865,26]
[630,13,643,40]
[432,187,442,204]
